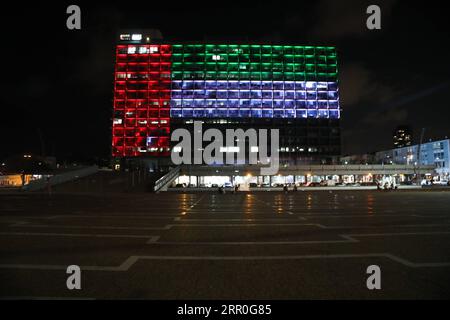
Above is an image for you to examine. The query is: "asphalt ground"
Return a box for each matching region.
[1,190,450,299]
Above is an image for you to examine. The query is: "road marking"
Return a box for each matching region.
[41,214,182,219]
[8,223,172,230]
[151,231,450,245]
[188,195,206,210]
[1,252,449,271]
[0,296,96,300]
[7,221,450,232]
[173,217,307,222]
[0,232,160,244]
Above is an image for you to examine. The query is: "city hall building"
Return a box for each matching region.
[112,31,341,170]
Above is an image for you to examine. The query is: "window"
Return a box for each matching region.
[131,34,142,41]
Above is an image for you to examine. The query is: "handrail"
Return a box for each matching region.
[154,166,180,192]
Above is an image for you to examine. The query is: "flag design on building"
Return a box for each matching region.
[113,44,339,157]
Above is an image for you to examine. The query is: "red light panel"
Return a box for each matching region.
[112,44,172,157]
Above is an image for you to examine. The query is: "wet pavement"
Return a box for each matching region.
[1,190,450,299]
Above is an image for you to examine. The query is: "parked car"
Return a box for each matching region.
[249,183,258,188]
[223,182,233,188]
[175,183,185,188]
[308,182,321,187]
[272,183,284,187]
[435,180,449,186]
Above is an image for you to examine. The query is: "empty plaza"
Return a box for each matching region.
[1,190,450,299]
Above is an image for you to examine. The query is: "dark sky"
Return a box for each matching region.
[1,0,449,161]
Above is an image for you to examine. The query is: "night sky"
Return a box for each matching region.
[1,0,449,162]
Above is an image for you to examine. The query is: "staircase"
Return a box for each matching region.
[153,166,180,192]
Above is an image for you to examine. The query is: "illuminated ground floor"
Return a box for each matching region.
[172,173,427,189]
[0,174,48,188]
[157,164,437,191]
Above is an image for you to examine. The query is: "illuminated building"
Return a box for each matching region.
[393,126,413,148]
[375,138,450,178]
[112,31,341,166]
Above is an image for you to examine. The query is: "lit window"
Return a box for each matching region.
[131,34,142,41]
[139,47,149,54]
[119,34,130,40]
[250,146,259,153]
[173,146,182,153]
[149,46,158,53]
[220,146,239,153]
[212,55,221,61]
[127,46,136,54]
[113,118,122,125]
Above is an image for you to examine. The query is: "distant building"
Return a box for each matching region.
[393,125,413,148]
[340,153,375,165]
[375,138,450,178]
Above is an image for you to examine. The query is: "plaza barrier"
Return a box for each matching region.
[22,165,98,191]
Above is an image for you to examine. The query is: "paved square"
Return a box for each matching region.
[1,190,450,299]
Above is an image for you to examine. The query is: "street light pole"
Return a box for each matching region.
[416,128,425,186]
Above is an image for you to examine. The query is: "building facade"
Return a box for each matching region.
[393,125,413,148]
[112,32,341,167]
[375,138,450,178]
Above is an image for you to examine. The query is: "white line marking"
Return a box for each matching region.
[173,217,307,222]
[7,221,450,231]
[0,296,96,300]
[165,223,322,227]
[152,231,450,245]
[0,231,159,241]
[10,224,172,230]
[1,253,449,271]
[188,195,206,210]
